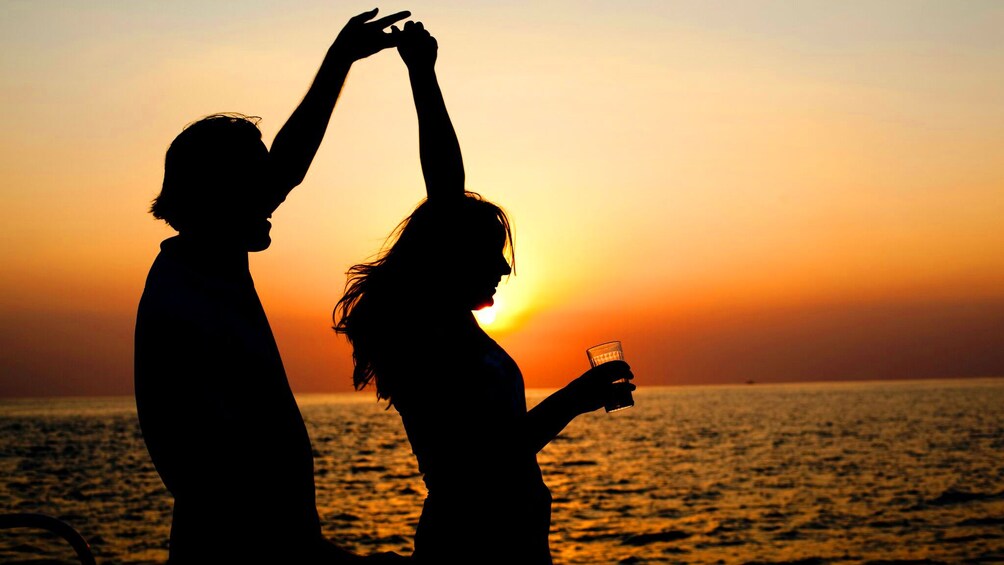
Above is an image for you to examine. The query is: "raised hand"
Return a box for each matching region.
[332,8,411,63]
[396,19,463,198]
[393,20,438,70]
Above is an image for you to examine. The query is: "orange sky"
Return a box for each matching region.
[2,1,1003,397]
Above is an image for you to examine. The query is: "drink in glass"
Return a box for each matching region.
[586,340,634,412]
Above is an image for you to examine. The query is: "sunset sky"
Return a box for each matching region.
[2,1,1002,397]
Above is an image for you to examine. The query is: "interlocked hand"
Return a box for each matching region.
[332,8,411,62]
[393,20,438,70]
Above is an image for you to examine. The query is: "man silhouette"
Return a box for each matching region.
[134,10,409,564]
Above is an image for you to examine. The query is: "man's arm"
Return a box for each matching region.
[397,21,465,200]
[267,8,410,209]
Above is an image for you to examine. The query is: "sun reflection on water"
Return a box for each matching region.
[2,380,1003,564]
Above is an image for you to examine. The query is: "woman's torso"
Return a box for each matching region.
[382,312,552,563]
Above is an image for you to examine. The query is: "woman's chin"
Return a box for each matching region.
[472,297,494,311]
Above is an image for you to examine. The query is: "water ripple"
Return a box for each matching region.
[1,380,1003,564]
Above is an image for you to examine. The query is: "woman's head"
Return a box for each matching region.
[334,192,514,398]
[390,193,514,309]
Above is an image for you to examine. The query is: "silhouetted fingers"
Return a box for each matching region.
[610,380,636,394]
[370,11,411,29]
[381,32,402,49]
[403,20,430,32]
[602,359,632,372]
[595,360,633,383]
[411,21,431,38]
[349,8,379,24]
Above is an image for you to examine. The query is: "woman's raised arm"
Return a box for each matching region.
[397,21,465,199]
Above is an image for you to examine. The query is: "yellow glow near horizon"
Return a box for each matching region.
[2,2,1004,396]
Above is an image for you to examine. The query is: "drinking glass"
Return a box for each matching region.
[587,340,634,412]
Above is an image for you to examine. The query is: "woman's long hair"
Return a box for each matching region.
[334,192,514,402]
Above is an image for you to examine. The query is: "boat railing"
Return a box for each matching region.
[0,512,97,565]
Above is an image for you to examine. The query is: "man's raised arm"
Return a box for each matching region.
[267,8,410,209]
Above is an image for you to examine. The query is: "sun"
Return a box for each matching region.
[473,296,502,327]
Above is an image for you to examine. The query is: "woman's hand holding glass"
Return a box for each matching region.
[563,360,635,415]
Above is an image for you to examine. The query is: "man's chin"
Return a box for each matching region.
[245,220,272,252]
[246,236,271,252]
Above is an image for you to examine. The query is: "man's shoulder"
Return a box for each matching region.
[142,237,242,297]
[138,247,222,327]
[140,248,192,302]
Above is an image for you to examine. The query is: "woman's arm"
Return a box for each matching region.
[267,9,410,210]
[397,21,465,199]
[523,361,635,454]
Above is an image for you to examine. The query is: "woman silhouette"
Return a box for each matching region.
[335,22,634,564]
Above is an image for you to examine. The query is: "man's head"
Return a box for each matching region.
[151,113,274,251]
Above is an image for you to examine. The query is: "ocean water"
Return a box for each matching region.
[1,379,1002,564]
